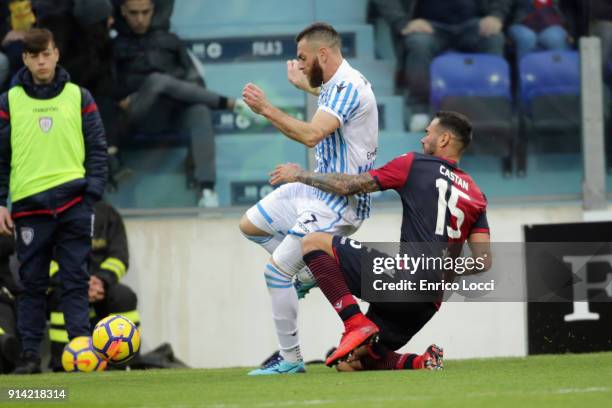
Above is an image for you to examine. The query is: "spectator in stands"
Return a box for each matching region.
[112,0,174,34]
[2,1,80,88]
[370,0,511,131]
[113,0,250,207]
[68,0,126,188]
[48,200,139,371]
[30,0,78,63]
[508,0,571,60]
[0,0,37,89]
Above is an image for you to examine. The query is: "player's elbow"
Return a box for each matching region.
[303,128,325,148]
[303,135,320,148]
[303,139,318,148]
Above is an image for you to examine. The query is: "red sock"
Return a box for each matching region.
[411,354,424,369]
[361,350,414,370]
[360,343,419,370]
[303,250,361,321]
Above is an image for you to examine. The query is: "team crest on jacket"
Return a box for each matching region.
[21,227,34,246]
[39,117,53,133]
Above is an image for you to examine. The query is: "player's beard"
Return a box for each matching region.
[422,140,436,155]
[308,59,324,88]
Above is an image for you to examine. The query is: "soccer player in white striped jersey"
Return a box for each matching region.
[240,22,378,375]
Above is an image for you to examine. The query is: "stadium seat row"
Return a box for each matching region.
[431,51,583,174]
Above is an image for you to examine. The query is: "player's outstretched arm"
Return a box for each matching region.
[287,59,320,96]
[243,83,338,147]
[270,163,380,196]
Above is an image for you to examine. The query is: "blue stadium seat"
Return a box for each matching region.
[518,51,581,159]
[519,51,580,108]
[430,53,511,110]
[430,53,514,174]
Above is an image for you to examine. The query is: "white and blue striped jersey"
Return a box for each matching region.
[314,59,378,222]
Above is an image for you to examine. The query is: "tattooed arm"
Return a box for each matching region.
[270,163,380,196]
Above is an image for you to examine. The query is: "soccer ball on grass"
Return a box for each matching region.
[92,314,141,363]
[62,336,107,372]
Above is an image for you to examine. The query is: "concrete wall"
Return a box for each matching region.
[120,202,591,368]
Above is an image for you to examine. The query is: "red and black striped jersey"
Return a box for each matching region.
[369,152,489,244]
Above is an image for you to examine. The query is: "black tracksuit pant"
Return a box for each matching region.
[15,201,92,356]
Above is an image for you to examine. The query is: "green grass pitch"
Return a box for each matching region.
[0,352,610,407]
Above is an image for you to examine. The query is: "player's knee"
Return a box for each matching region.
[238,214,259,236]
[239,214,265,237]
[271,234,304,277]
[301,232,331,256]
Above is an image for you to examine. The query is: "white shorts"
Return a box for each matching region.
[246,183,361,239]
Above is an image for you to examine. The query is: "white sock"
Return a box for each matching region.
[264,263,302,363]
[244,234,283,254]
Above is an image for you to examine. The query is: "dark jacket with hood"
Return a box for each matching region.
[0,65,107,215]
[112,27,203,100]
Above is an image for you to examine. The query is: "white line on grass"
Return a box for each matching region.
[117,386,610,408]
[202,386,611,408]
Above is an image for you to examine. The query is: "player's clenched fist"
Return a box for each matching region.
[242,82,269,115]
[269,163,303,186]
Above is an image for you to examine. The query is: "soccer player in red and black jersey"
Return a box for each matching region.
[269,111,492,371]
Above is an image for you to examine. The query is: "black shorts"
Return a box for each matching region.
[332,235,438,351]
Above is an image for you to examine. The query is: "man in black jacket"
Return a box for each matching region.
[0,28,107,374]
[371,0,511,130]
[114,0,249,207]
